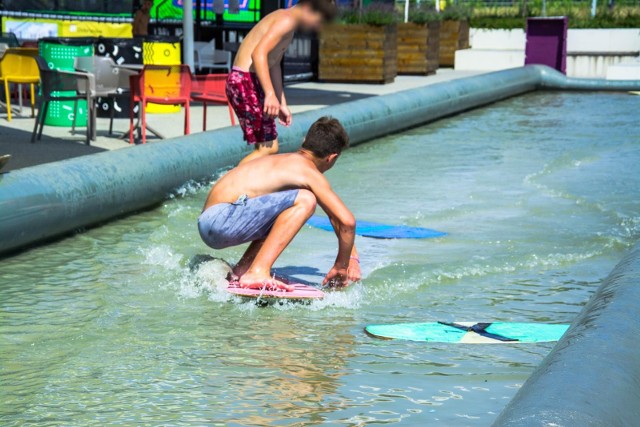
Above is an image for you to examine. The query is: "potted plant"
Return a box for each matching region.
[439,4,471,67]
[319,4,399,84]
[398,5,441,75]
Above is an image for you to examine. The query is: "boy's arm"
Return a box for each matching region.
[251,17,296,120]
[270,63,292,126]
[132,11,142,35]
[328,216,361,282]
[307,172,356,287]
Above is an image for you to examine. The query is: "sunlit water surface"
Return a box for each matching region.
[2,92,639,426]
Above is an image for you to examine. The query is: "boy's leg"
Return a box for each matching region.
[239,139,279,165]
[232,239,265,279]
[239,189,316,291]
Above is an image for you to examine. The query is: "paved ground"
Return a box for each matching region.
[0,69,482,172]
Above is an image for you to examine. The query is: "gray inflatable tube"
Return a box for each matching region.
[493,242,640,427]
[1,65,639,257]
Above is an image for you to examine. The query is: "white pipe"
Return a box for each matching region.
[183,0,195,73]
[435,0,440,14]
[591,0,597,17]
[404,0,409,23]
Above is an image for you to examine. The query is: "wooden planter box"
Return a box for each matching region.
[319,24,398,84]
[397,21,441,75]
[439,20,470,67]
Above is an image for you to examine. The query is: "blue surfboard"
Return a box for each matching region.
[307,215,446,239]
[365,322,569,344]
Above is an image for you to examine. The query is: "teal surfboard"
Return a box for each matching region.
[365,322,569,344]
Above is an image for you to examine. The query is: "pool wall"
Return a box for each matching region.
[493,242,640,426]
[1,65,639,257]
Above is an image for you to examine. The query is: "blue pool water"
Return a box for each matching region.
[1,91,638,425]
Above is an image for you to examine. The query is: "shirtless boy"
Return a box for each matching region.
[226,0,337,165]
[198,117,361,290]
[132,0,153,37]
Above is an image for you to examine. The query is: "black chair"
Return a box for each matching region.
[32,56,95,145]
[0,32,20,48]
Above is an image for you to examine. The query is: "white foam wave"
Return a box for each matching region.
[168,180,209,199]
[143,244,184,270]
[167,168,232,200]
[362,249,606,303]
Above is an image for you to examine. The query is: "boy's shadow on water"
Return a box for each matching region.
[273,266,324,286]
[188,254,322,286]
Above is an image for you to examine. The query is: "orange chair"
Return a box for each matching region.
[0,48,39,121]
[191,74,235,131]
[129,64,191,144]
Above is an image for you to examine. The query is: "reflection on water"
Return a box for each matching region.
[1,92,639,426]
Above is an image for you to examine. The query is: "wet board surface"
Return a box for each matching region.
[227,281,325,300]
[365,322,570,344]
[307,215,446,239]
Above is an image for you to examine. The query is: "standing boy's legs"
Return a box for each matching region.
[239,189,316,290]
[239,139,279,165]
[226,69,279,165]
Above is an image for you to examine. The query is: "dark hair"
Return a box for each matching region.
[302,116,349,157]
[297,0,337,22]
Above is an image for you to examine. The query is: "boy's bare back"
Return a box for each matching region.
[204,153,323,209]
[234,9,297,72]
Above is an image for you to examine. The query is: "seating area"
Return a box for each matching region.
[193,40,232,73]
[0,33,236,147]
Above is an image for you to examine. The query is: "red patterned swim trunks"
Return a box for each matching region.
[226,67,278,145]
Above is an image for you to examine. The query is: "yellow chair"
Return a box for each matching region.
[0,48,39,121]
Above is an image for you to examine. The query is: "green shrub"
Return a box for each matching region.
[470,16,526,29]
[339,4,401,26]
[409,4,441,25]
[469,1,640,29]
[441,4,472,21]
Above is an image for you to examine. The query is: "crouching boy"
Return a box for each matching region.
[198,117,361,290]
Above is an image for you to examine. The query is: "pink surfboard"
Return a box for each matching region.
[226,281,325,300]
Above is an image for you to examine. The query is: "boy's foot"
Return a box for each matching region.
[238,273,294,292]
[232,264,249,280]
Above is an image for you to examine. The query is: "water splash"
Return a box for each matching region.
[143,244,184,270]
[161,256,365,310]
[167,167,230,200]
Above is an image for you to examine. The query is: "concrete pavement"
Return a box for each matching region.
[0,69,482,172]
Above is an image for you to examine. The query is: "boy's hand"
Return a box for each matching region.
[278,105,292,127]
[323,265,349,288]
[264,92,280,119]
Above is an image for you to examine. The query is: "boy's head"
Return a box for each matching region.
[296,0,337,31]
[141,0,154,12]
[302,117,349,171]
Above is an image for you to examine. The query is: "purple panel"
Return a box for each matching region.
[525,17,568,74]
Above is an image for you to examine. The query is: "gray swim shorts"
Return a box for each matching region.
[198,189,299,249]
